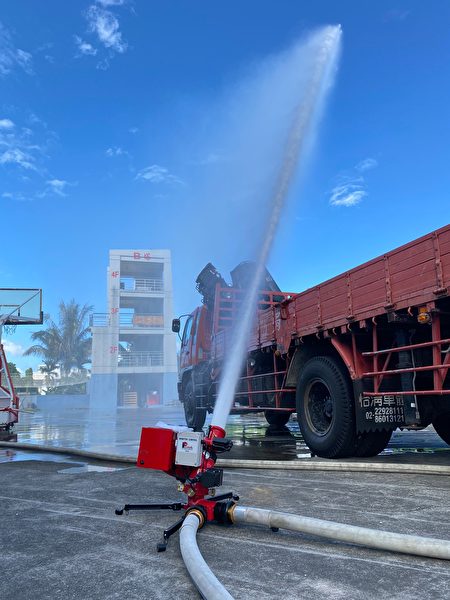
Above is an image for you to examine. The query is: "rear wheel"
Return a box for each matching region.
[296,356,356,459]
[264,410,291,427]
[355,429,392,457]
[183,378,206,431]
[432,412,450,445]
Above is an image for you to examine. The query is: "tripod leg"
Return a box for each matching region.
[115,502,182,515]
[209,491,240,502]
[157,515,186,552]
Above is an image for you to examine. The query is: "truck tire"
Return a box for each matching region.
[296,356,356,459]
[432,412,450,445]
[355,429,392,457]
[183,378,206,431]
[264,410,291,427]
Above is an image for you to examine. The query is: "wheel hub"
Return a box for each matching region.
[306,379,333,436]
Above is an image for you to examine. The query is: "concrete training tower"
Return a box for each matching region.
[90,249,178,409]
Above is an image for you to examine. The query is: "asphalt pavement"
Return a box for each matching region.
[1,456,449,600]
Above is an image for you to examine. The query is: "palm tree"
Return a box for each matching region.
[24,300,92,376]
[58,300,92,374]
[39,360,59,382]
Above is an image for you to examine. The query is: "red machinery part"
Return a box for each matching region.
[0,343,19,428]
[137,427,176,471]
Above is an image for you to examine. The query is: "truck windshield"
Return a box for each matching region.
[182,316,193,346]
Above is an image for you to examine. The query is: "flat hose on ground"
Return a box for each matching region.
[0,441,449,476]
[232,505,450,561]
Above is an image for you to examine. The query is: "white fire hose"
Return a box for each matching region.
[180,504,450,599]
[232,505,450,561]
[180,512,234,600]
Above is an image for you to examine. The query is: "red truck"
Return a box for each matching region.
[173,224,450,458]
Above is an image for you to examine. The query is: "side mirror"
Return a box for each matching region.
[172,318,181,333]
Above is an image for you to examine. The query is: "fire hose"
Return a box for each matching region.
[180,511,234,600]
[180,505,450,600]
[0,441,449,476]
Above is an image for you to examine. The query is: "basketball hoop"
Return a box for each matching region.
[2,324,17,336]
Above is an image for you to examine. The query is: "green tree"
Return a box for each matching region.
[24,322,61,376]
[24,300,92,376]
[24,367,33,385]
[7,362,21,377]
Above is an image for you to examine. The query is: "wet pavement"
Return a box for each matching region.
[1,403,449,466]
[1,458,449,600]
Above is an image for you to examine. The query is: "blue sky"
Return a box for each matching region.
[1,1,450,370]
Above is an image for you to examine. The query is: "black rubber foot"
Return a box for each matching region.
[157,543,167,552]
[271,527,279,533]
[115,509,124,516]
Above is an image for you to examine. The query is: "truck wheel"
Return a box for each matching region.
[355,430,392,457]
[432,412,450,445]
[296,356,356,459]
[183,379,206,431]
[264,410,291,427]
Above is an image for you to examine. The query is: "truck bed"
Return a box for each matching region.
[248,224,450,350]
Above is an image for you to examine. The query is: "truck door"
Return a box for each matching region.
[179,313,195,370]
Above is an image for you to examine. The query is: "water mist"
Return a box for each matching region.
[211,25,342,430]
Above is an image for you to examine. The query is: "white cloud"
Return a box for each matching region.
[128,127,139,134]
[46,179,70,197]
[135,164,184,185]
[2,191,27,201]
[106,146,126,156]
[0,148,36,170]
[356,157,378,172]
[0,118,14,130]
[86,5,127,54]
[74,35,97,56]
[0,111,57,180]
[0,22,32,76]
[2,340,24,356]
[96,58,110,70]
[329,158,378,208]
[96,0,126,5]
[329,182,367,207]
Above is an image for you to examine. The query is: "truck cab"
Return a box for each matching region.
[179,306,212,372]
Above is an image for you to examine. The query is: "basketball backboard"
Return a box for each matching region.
[0,288,43,325]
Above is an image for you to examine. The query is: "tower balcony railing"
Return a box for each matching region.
[90,313,164,328]
[118,351,164,367]
[119,278,164,293]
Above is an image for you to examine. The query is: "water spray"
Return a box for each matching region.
[211,24,342,431]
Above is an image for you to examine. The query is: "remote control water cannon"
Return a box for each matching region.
[115,424,239,551]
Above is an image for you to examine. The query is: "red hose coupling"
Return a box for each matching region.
[208,425,226,440]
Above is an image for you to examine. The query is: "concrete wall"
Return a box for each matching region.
[23,394,90,410]
[89,373,118,412]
